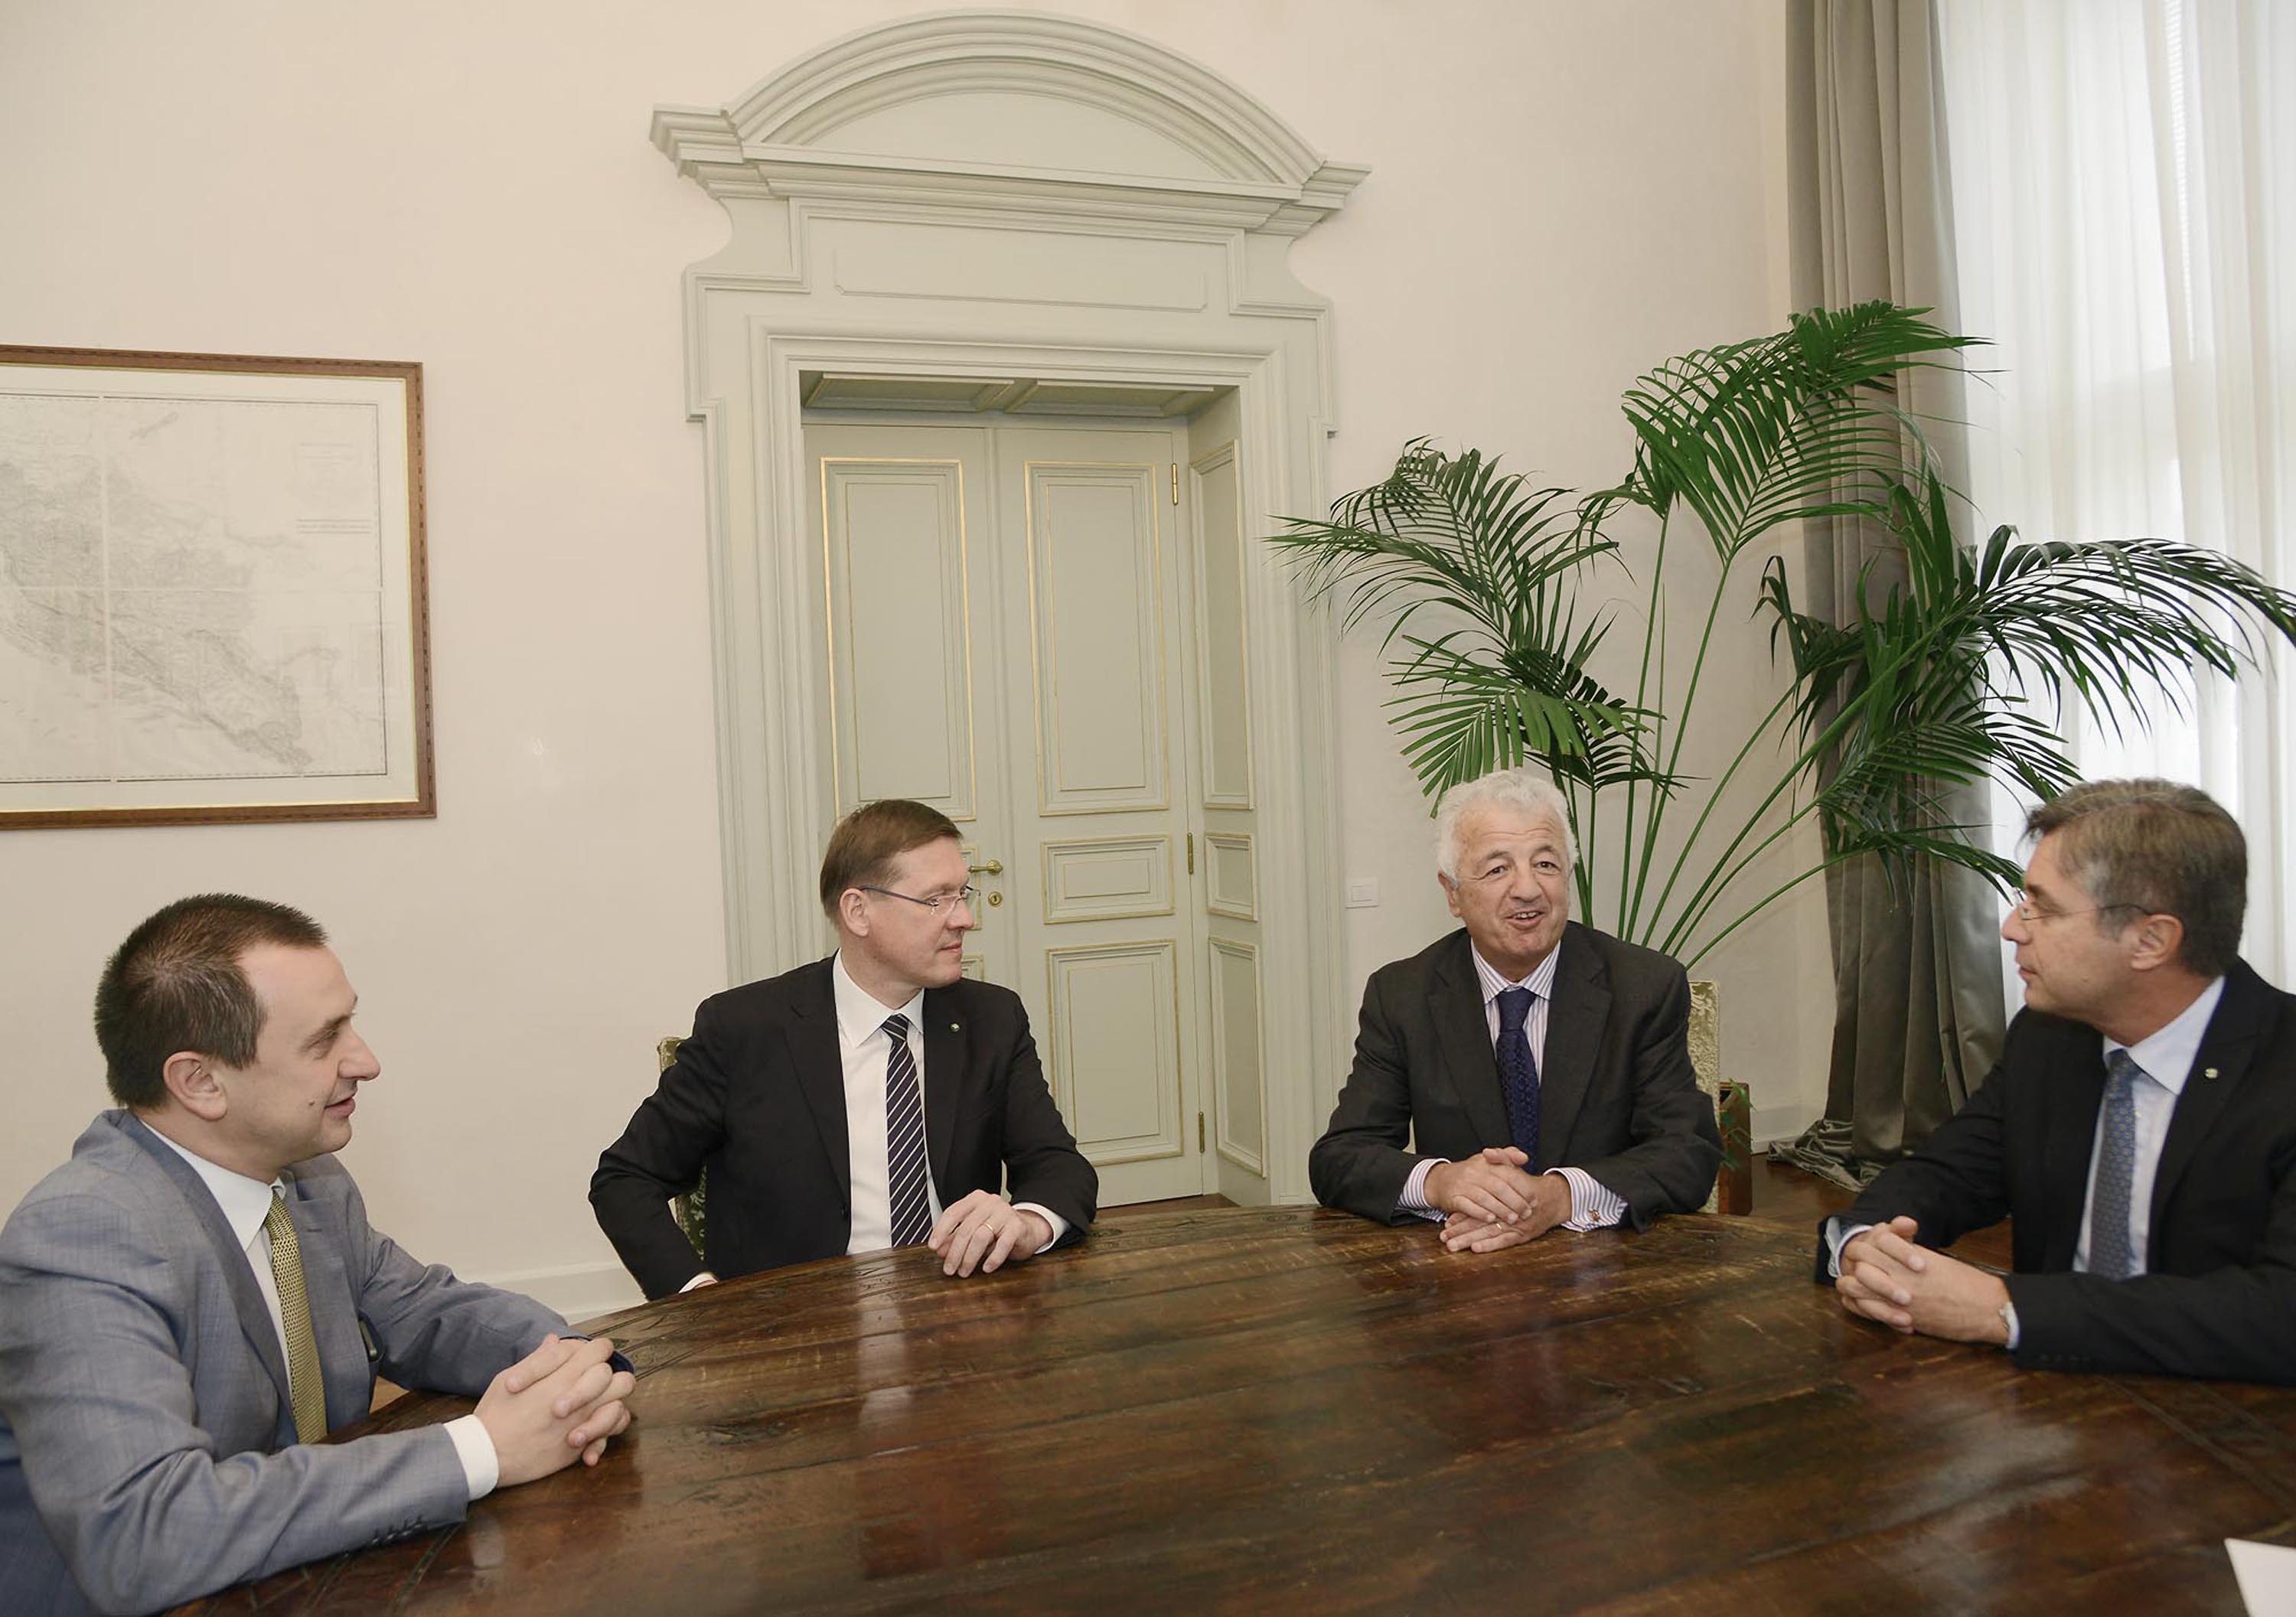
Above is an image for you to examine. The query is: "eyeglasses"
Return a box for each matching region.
[2010,891,2144,927]
[859,883,978,916]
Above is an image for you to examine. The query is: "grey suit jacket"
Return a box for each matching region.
[1309,924,1722,1227]
[0,1112,567,1616]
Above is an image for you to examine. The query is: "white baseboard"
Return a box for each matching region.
[472,1260,644,1330]
[1753,1101,1822,1149]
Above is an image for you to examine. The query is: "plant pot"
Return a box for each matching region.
[1688,980,1753,1214]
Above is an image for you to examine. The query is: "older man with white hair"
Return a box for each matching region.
[1311,766,1721,1249]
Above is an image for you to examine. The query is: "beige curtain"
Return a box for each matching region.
[1782,0,2005,1182]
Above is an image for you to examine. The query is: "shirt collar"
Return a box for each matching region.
[2107,975,2226,1097]
[1469,941,1561,1006]
[145,1124,282,1251]
[831,951,926,1049]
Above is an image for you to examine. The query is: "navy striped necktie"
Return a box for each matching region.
[883,1013,933,1247]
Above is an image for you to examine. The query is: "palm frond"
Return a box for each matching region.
[1269,306,2296,972]
[1765,463,2296,898]
[1269,439,1609,648]
[1587,302,1978,563]
[1268,440,1667,800]
[1384,634,1667,798]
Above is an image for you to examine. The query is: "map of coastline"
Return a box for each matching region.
[0,390,390,785]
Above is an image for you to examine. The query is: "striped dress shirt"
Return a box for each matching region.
[1397,943,1629,1228]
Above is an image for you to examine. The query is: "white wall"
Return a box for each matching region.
[0,0,1819,1320]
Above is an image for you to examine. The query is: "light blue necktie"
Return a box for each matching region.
[2087,1048,2144,1280]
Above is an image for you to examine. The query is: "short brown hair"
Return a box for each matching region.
[2026,779,2245,976]
[818,800,961,918]
[93,895,328,1110]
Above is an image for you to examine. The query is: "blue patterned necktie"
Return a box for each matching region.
[882,1014,934,1247]
[1495,986,1541,1165]
[2087,1048,2144,1280]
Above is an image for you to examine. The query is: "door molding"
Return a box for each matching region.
[655,10,1362,1204]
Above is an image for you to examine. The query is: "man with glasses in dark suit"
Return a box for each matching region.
[592,799,1097,1297]
[1824,779,2296,1383]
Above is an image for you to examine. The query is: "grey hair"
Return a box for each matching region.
[2026,778,2245,976]
[1433,767,1577,878]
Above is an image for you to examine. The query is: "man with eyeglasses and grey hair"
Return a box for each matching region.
[1311,766,1722,1250]
[591,799,1096,1296]
[1824,779,2296,1383]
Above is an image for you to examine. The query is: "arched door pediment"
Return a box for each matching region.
[654,9,1365,233]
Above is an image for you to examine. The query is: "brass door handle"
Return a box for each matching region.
[968,858,1004,875]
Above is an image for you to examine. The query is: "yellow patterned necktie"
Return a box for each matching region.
[263,1193,329,1445]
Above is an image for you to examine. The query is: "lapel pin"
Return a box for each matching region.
[950,1022,960,1032]
[2203,1067,2219,1081]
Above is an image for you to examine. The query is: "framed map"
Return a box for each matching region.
[0,347,432,827]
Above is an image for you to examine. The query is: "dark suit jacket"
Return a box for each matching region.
[592,958,1097,1298]
[1823,959,2296,1383]
[1309,924,1722,1228]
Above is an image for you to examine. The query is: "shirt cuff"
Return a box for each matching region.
[678,1271,718,1292]
[2001,1295,2021,1351]
[1823,1217,1874,1279]
[445,1413,498,1501]
[1397,1157,1448,1222]
[1013,1202,1068,1254]
[1551,1167,1626,1230]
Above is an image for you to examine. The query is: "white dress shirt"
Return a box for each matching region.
[1825,976,2226,1348]
[832,954,1068,1253]
[684,957,1069,1286]
[828,956,1077,1253]
[833,957,944,1254]
[2075,975,2223,1275]
[148,1129,497,1498]
[1397,943,1629,1230]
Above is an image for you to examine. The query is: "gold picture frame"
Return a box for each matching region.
[0,344,433,827]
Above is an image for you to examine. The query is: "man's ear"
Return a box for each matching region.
[839,887,872,938]
[2126,911,2187,973]
[161,1051,229,1123]
[1438,872,1465,921]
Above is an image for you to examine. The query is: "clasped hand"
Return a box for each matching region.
[1834,1215,2011,1345]
[928,1188,1052,1277]
[475,1334,638,1487]
[1427,1148,1572,1254]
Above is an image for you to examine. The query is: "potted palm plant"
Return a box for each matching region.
[1275,302,2296,1192]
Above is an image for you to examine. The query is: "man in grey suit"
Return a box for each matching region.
[1311,767,1721,1248]
[0,895,638,1616]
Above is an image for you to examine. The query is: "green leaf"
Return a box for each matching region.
[1267,305,2296,967]
[1268,440,1665,801]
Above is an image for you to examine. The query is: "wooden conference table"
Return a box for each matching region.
[182,1205,2296,1614]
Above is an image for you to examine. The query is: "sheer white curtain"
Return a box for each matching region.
[1939,0,2295,985]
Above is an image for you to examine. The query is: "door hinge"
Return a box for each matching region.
[1171,464,1180,506]
[1186,831,1195,874]
[1198,1111,1206,1152]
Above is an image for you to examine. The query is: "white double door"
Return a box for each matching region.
[804,416,1268,1207]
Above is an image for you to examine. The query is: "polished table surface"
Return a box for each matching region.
[183,1205,2296,1614]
